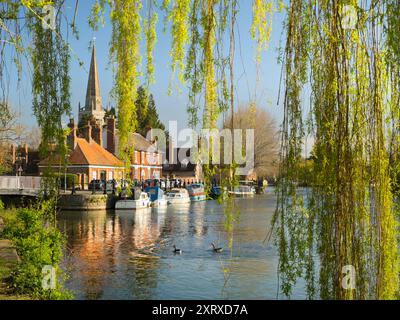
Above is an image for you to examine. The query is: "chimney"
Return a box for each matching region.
[24,144,29,165]
[91,120,103,146]
[67,118,77,150]
[81,121,92,143]
[107,116,116,154]
[11,144,16,165]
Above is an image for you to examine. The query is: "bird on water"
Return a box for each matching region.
[211,243,223,253]
[173,245,182,254]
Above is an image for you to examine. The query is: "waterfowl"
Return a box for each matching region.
[173,245,182,254]
[211,243,223,253]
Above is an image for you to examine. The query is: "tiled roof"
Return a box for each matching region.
[129,133,157,152]
[40,138,124,167]
[114,130,160,152]
[71,138,123,166]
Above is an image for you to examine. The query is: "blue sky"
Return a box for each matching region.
[9,0,286,133]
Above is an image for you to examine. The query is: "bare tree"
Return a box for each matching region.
[0,102,14,172]
[223,103,279,178]
[0,101,17,142]
[25,126,42,150]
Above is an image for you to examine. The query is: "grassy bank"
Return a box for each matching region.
[0,208,29,299]
[0,200,72,300]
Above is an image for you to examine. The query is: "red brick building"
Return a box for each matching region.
[129,133,163,180]
[39,124,124,189]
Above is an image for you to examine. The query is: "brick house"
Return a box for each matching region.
[101,117,163,181]
[39,123,124,189]
[128,133,163,180]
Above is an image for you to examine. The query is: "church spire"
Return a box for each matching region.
[85,43,102,112]
[79,41,105,126]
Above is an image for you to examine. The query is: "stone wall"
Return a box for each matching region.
[58,194,118,211]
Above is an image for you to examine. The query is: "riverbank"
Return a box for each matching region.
[58,193,118,210]
[0,213,29,300]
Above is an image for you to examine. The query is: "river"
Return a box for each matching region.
[58,190,307,300]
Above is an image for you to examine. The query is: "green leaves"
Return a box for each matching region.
[3,201,72,300]
[274,0,400,300]
[109,0,142,172]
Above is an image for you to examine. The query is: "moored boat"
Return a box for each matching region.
[115,188,151,210]
[187,183,207,202]
[146,186,168,208]
[166,188,191,204]
[228,185,255,197]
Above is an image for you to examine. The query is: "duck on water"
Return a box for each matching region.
[211,243,223,253]
[173,245,182,254]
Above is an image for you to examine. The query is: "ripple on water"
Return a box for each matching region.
[58,194,307,300]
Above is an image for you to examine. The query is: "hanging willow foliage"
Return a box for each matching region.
[201,0,218,130]
[144,0,158,86]
[109,0,141,170]
[273,0,399,300]
[165,0,191,84]
[250,0,274,64]
[386,0,400,192]
[184,0,202,129]
[28,0,71,158]
[0,2,71,153]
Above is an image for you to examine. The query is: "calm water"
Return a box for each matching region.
[58,190,306,300]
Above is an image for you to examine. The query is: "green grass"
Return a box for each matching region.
[0,208,17,222]
[0,208,31,300]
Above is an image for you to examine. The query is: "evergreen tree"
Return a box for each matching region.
[135,86,165,137]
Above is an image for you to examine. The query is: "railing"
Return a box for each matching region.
[0,176,42,190]
[63,179,205,195]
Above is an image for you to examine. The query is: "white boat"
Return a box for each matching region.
[115,191,151,210]
[146,186,168,208]
[187,184,207,202]
[166,188,191,204]
[228,185,255,197]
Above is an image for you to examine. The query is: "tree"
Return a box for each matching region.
[0,101,19,143]
[135,86,165,137]
[25,127,42,150]
[0,102,21,173]
[223,103,279,178]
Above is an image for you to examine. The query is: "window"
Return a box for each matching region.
[153,170,160,179]
[92,171,97,180]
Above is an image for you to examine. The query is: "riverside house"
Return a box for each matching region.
[38,123,125,189]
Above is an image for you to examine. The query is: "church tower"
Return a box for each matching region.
[79,44,105,126]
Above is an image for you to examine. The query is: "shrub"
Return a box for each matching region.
[3,199,73,300]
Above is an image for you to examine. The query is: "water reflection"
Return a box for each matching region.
[58,194,307,300]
